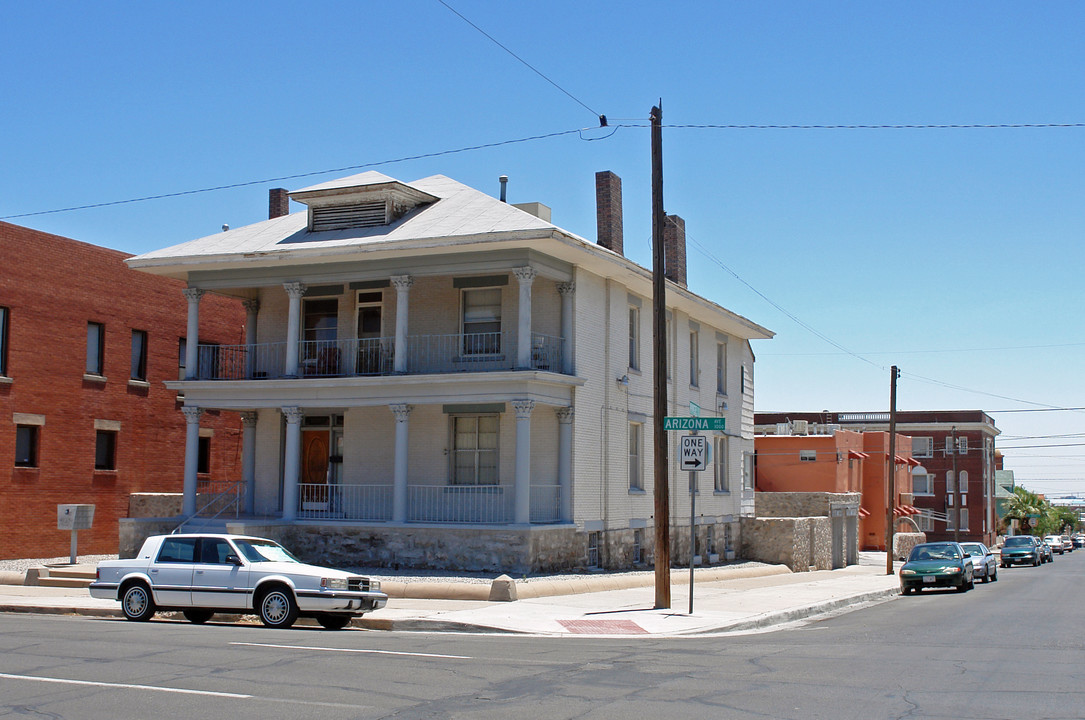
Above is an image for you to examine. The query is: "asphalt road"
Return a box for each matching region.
[1,551,1083,720]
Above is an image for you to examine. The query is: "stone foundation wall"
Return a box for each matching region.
[128,493,182,519]
[740,516,832,572]
[755,492,861,518]
[893,532,927,561]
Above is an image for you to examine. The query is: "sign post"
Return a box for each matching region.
[680,433,708,614]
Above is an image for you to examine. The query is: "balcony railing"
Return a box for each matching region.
[294,483,563,524]
[192,332,564,380]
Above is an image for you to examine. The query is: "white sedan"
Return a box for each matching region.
[959,542,998,583]
[89,533,387,629]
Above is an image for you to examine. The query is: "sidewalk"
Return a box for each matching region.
[0,554,903,637]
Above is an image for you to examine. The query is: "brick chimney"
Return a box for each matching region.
[664,214,687,287]
[269,188,290,219]
[595,171,624,255]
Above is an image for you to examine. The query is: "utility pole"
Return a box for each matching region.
[651,103,671,610]
[885,365,899,576]
[951,426,960,543]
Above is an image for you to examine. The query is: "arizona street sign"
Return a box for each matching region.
[680,434,709,472]
[663,416,726,432]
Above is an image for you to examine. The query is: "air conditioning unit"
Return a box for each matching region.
[792,420,809,435]
[775,423,791,435]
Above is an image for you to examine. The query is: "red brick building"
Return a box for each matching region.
[756,411,1000,547]
[0,221,245,559]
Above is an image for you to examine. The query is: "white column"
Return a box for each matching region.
[281,406,303,521]
[556,406,574,523]
[240,411,258,515]
[557,281,575,375]
[182,288,204,380]
[390,404,412,523]
[512,399,535,524]
[243,299,260,378]
[283,282,306,377]
[514,266,537,368]
[181,406,203,516]
[391,275,413,373]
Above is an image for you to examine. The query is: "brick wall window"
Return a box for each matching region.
[197,436,211,474]
[629,422,643,490]
[716,338,727,394]
[714,435,729,492]
[86,322,105,375]
[912,437,933,458]
[689,328,699,387]
[913,473,934,495]
[15,425,38,467]
[94,430,117,470]
[0,306,9,376]
[130,330,148,381]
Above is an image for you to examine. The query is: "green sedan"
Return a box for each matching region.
[899,542,975,595]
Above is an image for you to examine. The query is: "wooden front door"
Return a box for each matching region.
[301,430,330,509]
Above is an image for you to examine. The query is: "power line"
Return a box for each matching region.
[435,0,601,121]
[0,127,595,221]
[761,342,1085,357]
[614,121,1085,131]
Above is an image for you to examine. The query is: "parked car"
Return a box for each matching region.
[1060,535,1073,553]
[89,533,388,629]
[1043,535,1064,556]
[899,542,975,594]
[1038,537,1054,562]
[1000,535,1041,567]
[1073,534,1085,549]
[959,542,998,583]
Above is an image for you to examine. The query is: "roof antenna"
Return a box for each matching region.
[499,175,508,203]
[221,224,229,232]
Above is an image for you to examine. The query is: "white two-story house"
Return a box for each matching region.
[126,170,773,572]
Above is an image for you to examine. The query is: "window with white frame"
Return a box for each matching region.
[914,513,934,532]
[947,508,969,531]
[689,328,699,387]
[912,436,933,458]
[946,470,955,494]
[714,435,728,492]
[462,288,502,354]
[913,472,934,495]
[957,436,968,455]
[629,422,643,490]
[959,470,968,497]
[451,415,499,485]
[716,337,727,394]
[628,305,640,370]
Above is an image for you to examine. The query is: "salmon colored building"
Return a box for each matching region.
[754,427,918,551]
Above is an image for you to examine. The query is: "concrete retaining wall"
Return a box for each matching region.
[740,516,833,572]
[893,532,927,561]
[755,492,861,518]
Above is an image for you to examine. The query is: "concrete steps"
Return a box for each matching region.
[29,566,96,589]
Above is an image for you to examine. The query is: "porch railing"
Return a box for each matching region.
[193,332,564,380]
[294,482,563,525]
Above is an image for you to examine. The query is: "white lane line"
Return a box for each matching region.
[230,641,472,660]
[0,672,252,698]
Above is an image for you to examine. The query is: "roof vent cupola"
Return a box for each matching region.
[289,171,439,233]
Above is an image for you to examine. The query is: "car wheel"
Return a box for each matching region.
[183,609,215,624]
[981,566,991,583]
[121,582,156,622]
[317,614,352,630]
[991,566,998,582]
[257,586,299,628]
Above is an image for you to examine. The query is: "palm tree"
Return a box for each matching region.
[1002,486,1045,535]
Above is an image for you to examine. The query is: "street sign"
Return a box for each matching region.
[680,435,708,472]
[664,416,726,432]
[689,401,701,417]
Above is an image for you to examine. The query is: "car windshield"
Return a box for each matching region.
[960,544,985,556]
[909,544,961,561]
[1044,537,1060,544]
[1004,536,1033,547]
[233,539,300,564]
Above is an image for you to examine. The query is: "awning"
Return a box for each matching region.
[858,507,871,518]
[848,450,869,459]
[894,455,920,466]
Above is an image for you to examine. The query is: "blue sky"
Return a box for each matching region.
[3,2,1083,494]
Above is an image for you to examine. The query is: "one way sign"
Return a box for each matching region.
[680,434,708,472]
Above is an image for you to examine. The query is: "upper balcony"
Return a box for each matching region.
[192,332,565,381]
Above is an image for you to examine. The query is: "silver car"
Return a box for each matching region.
[959,542,998,583]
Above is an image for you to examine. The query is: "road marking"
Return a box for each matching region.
[0,672,251,698]
[230,641,472,659]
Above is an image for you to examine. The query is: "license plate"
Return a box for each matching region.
[922,576,936,583]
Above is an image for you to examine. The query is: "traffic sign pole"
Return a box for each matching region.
[689,430,696,614]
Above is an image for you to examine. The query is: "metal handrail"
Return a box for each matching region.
[171,480,246,534]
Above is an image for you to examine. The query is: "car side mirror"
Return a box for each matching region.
[963,553,971,558]
[225,554,243,566]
